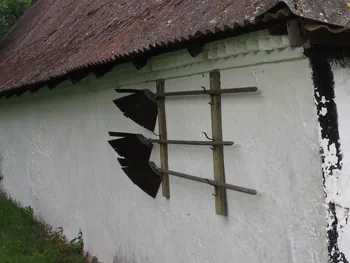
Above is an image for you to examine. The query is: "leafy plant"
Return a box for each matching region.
[0,0,31,37]
[0,192,88,263]
[70,229,84,255]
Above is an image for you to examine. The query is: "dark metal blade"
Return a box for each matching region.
[113,90,158,132]
[118,158,162,198]
[117,158,132,167]
[108,131,136,137]
[108,134,153,161]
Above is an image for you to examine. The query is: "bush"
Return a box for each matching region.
[0,0,31,37]
[0,192,88,263]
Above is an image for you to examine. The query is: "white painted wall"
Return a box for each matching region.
[0,31,327,263]
[330,63,350,260]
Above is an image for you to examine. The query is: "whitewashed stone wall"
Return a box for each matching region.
[0,30,327,263]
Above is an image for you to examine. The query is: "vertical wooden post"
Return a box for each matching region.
[210,70,227,216]
[157,79,170,198]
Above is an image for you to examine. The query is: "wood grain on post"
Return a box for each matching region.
[156,79,170,198]
[210,71,228,216]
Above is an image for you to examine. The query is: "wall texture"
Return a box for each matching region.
[0,31,327,263]
[327,61,350,262]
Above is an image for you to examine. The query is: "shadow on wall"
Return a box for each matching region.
[113,252,150,263]
[88,256,103,263]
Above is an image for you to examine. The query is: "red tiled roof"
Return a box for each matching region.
[0,0,348,96]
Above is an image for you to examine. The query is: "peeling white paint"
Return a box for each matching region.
[321,139,341,204]
[331,62,350,260]
[320,107,328,116]
[321,96,329,104]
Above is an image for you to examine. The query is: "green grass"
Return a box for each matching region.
[0,192,88,263]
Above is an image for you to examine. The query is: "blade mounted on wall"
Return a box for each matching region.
[116,158,257,198]
[109,76,259,213]
[113,89,158,132]
[108,132,153,161]
[118,158,162,198]
[113,86,257,132]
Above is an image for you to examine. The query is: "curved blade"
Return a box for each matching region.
[113,90,158,132]
[108,133,153,161]
[117,158,161,198]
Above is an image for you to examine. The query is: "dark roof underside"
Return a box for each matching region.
[0,0,349,95]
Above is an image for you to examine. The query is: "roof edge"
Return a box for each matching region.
[1,0,349,98]
[0,10,294,98]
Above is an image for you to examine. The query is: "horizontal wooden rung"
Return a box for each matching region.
[115,87,258,97]
[150,163,257,196]
[156,87,258,97]
[151,139,234,146]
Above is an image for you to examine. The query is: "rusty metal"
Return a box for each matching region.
[0,0,348,95]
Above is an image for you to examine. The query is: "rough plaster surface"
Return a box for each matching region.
[0,31,327,262]
[309,55,349,263]
[331,63,350,261]
[0,59,327,263]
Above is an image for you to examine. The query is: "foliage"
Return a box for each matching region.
[0,192,88,263]
[0,0,31,37]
